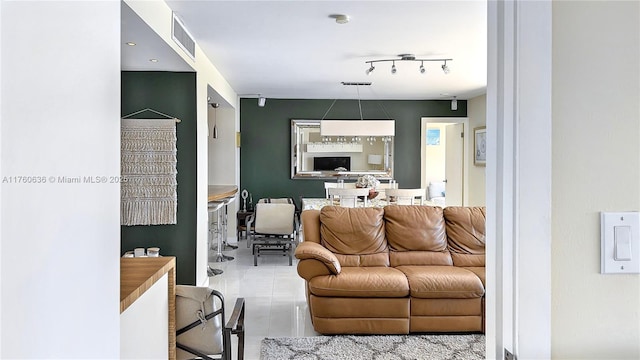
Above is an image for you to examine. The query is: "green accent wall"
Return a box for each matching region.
[121,71,197,285]
[239,98,467,208]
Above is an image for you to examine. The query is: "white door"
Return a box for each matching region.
[421,118,469,205]
[444,123,464,206]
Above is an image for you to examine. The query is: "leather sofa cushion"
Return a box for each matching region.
[397,266,484,299]
[384,206,452,266]
[320,207,387,259]
[301,209,322,244]
[308,267,410,298]
[444,206,486,266]
[463,266,485,287]
[389,250,452,267]
[384,206,447,251]
[335,251,390,267]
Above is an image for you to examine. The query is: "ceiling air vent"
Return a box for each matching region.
[172,12,195,60]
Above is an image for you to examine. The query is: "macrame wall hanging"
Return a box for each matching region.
[121,109,179,226]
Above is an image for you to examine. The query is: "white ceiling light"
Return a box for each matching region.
[126,42,136,46]
[258,96,266,107]
[451,96,458,111]
[330,14,350,24]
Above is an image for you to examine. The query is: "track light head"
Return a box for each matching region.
[442,61,450,74]
[419,62,426,74]
[451,96,458,111]
[258,96,266,107]
[365,64,375,75]
[210,103,219,108]
[391,62,397,75]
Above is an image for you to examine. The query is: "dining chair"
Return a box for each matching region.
[324,181,357,198]
[327,187,371,208]
[375,182,400,200]
[385,188,427,205]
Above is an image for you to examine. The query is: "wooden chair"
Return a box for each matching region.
[327,187,371,208]
[385,188,427,205]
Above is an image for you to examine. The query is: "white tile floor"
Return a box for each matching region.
[207,239,319,360]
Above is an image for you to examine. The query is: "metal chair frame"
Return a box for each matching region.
[176,288,246,360]
[246,201,299,266]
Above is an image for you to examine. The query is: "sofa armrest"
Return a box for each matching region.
[295,242,341,278]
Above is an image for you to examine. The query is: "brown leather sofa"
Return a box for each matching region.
[295,205,486,335]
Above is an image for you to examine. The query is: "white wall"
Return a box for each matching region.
[552,1,640,358]
[467,94,486,206]
[208,107,237,185]
[125,0,240,286]
[1,2,120,358]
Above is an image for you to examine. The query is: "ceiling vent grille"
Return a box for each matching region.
[172,12,195,60]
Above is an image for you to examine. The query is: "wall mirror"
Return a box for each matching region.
[291,119,394,180]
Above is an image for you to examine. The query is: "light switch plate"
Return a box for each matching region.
[601,212,640,274]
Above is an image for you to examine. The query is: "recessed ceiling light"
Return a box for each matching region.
[149,59,158,63]
[126,42,136,46]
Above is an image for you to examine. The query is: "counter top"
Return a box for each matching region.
[208,185,238,202]
[120,256,176,313]
[120,256,176,360]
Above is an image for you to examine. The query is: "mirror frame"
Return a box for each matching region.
[290,119,394,180]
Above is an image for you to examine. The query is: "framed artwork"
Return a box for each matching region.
[474,126,486,166]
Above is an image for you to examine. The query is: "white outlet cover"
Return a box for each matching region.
[601,212,640,274]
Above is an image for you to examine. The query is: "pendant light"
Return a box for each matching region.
[210,103,219,138]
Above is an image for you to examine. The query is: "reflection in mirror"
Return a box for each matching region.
[291,119,394,180]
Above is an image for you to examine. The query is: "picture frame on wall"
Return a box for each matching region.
[474,126,486,166]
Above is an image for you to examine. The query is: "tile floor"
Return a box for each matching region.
[207,239,319,360]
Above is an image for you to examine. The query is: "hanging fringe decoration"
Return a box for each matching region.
[121,118,177,226]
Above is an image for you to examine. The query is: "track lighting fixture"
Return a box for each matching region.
[451,96,458,111]
[365,54,452,76]
[441,61,451,74]
[365,64,375,75]
[258,96,266,107]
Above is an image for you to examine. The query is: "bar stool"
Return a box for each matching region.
[220,196,238,250]
[208,201,233,267]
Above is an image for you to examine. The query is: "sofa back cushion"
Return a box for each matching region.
[384,205,453,266]
[444,206,486,266]
[319,206,389,266]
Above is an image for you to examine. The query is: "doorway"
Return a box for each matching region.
[420,117,469,206]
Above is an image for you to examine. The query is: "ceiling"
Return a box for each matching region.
[122,1,487,101]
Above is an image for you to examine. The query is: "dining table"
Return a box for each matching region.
[301,197,388,211]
